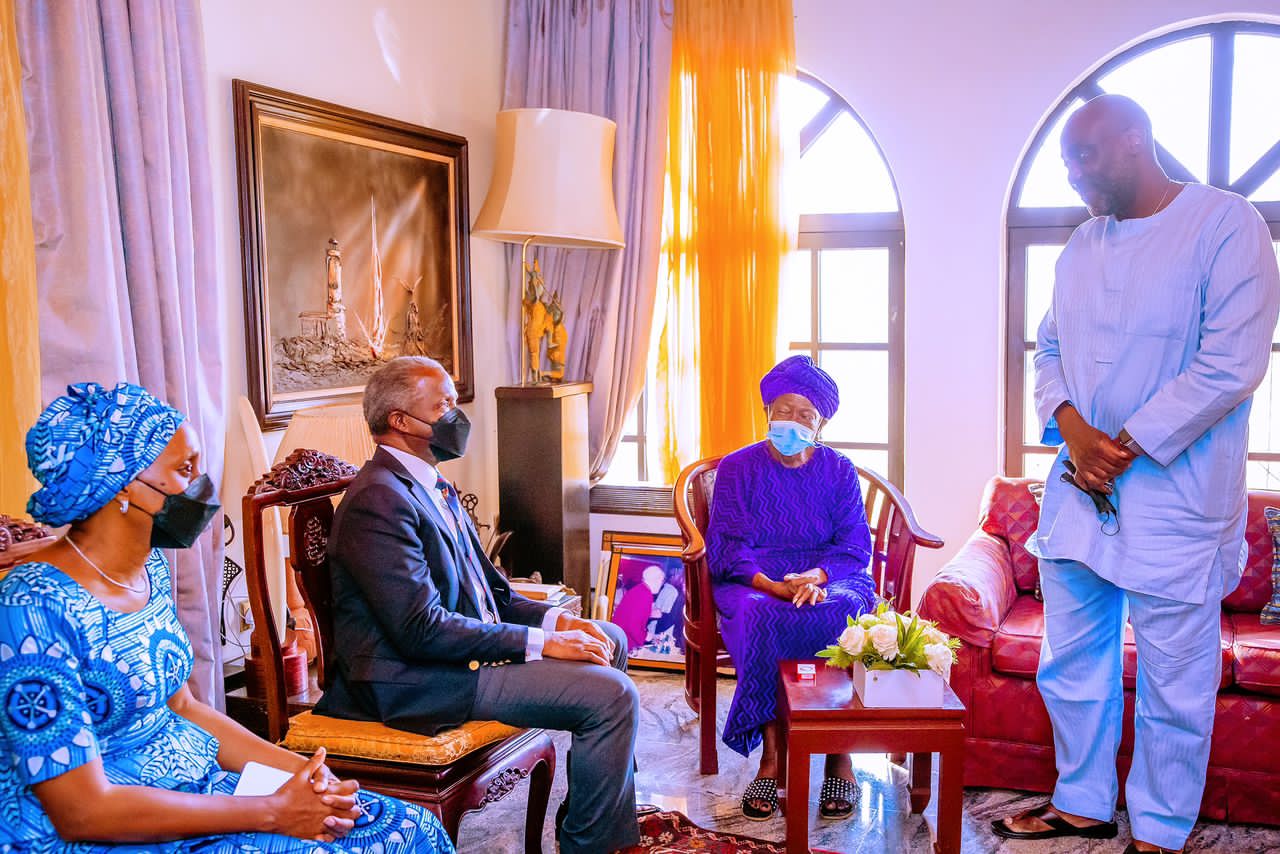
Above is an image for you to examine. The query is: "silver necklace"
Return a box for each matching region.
[66,536,147,594]
[1154,180,1177,214]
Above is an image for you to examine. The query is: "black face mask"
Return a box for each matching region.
[424,408,471,463]
[136,474,222,549]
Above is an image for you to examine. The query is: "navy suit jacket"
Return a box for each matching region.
[315,447,553,734]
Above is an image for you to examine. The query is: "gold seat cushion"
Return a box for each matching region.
[281,712,523,765]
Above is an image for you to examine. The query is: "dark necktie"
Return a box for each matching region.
[435,475,498,622]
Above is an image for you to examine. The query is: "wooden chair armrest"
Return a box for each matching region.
[870,473,944,549]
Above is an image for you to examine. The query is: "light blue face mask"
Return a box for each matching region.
[767,420,817,457]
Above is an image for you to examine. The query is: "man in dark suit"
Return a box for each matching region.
[316,356,639,854]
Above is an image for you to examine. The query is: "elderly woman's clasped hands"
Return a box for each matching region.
[774,569,829,607]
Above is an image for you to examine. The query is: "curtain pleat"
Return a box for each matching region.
[657,0,796,481]
[0,0,40,514]
[16,0,225,706]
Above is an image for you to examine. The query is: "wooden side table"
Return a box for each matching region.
[777,659,966,854]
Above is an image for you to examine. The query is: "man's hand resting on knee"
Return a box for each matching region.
[555,614,618,658]
[544,629,612,666]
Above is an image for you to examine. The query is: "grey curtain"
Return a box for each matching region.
[18,0,225,705]
[503,0,672,481]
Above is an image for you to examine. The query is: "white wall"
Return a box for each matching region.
[201,0,508,523]
[794,0,1280,600]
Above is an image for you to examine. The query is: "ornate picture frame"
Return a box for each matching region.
[233,80,474,429]
[599,530,687,672]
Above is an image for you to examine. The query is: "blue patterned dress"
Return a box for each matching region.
[706,443,878,756]
[0,554,454,854]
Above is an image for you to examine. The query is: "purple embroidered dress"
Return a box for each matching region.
[707,442,876,756]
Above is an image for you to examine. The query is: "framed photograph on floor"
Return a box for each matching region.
[599,531,687,672]
[233,79,474,429]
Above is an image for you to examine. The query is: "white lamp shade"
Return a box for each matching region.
[273,402,376,467]
[473,108,624,249]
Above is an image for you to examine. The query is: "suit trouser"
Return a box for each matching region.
[471,620,639,854]
[1037,559,1221,850]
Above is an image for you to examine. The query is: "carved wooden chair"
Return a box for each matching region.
[0,515,55,578]
[241,450,555,852]
[674,455,944,775]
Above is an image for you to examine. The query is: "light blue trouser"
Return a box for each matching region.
[1037,559,1221,850]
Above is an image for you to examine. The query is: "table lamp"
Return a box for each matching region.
[472,108,625,385]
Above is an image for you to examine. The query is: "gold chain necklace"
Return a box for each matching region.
[66,536,147,594]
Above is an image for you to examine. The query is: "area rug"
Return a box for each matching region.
[618,810,839,853]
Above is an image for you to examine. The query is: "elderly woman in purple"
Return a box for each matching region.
[706,356,876,822]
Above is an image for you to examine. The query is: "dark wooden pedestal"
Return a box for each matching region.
[496,383,592,597]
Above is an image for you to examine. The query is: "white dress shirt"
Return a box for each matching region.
[380,444,563,659]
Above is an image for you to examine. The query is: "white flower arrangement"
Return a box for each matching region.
[818,602,961,681]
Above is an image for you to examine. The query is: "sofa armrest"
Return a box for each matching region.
[917,531,1020,648]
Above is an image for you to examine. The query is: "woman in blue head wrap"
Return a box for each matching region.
[705,356,878,822]
[0,382,453,853]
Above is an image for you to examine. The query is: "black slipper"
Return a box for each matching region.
[741,777,778,821]
[1123,845,1180,853]
[819,775,857,819]
[991,802,1118,840]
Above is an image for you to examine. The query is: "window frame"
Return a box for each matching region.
[1005,19,1280,477]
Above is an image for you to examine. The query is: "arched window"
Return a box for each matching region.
[604,71,906,489]
[1005,20,1280,485]
[778,72,905,485]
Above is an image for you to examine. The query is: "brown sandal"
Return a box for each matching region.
[991,802,1118,840]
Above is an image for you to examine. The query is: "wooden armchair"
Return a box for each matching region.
[241,450,555,852]
[674,456,944,775]
[0,515,54,577]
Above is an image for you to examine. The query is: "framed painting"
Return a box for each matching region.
[599,531,687,672]
[233,80,474,429]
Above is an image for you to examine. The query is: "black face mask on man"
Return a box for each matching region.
[401,408,472,463]
[136,474,222,549]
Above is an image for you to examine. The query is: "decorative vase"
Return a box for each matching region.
[850,661,945,708]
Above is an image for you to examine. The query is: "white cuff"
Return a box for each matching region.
[525,627,545,662]
[541,606,566,634]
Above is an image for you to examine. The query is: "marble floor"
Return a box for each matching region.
[456,671,1280,853]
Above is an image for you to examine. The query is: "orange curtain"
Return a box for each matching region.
[657,0,796,483]
[0,0,39,514]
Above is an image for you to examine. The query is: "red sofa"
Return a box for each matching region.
[917,476,1280,827]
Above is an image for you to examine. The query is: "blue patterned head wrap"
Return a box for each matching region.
[26,382,185,526]
[759,355,840,419]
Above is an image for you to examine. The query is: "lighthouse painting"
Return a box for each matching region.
[235,80,474,428]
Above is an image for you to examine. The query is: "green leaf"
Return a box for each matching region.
[847,614,856,627]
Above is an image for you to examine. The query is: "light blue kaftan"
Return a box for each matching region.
[1029,182,1280,604]
[1027,182,1280,850]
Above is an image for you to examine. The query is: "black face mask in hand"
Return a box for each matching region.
[136,474,222,549]
[1061,459,1119,536]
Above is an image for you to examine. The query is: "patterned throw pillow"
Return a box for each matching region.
[1262,507,1280,625]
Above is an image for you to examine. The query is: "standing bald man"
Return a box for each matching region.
[993,95,1280,853]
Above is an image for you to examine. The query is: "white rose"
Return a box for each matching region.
[857,613,879,629]
[925,643,953,680]
[923,626,946,647]
[868,624,899,661]
[838,625,866,656]
[878,611,898,627]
